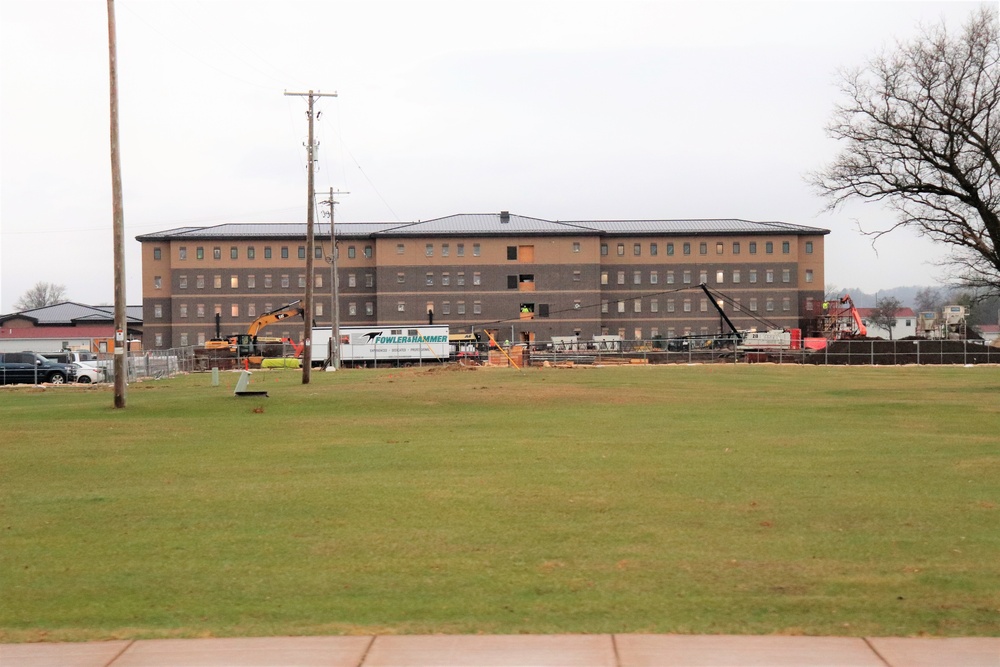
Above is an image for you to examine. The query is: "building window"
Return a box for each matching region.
[231,304,239,317]
[442,272,451,286]
[230,276,238,289]
[213,275,222,289]
[281,246,289,259]
[699,270,707,284]
[749,298,758,312]
[732,270,741,283]
[683,299,692,313]
[573,270,581,282]
[473,243,480,257]
[154,304,162,318]
[426,273,434,286]
[457,272,465,286]
[782,241,790,254]
[650,243,658,256]
[667,242,674,256]
[782,269,791,283]
[700,298,708,312]
[247,303,256,317]
[348,246,356,259]
[213,247,221,260]
[364,245,372,258]
[617,301,625,313]
[806,297,814,312]
[154,276,162,289]
[179,333,189,347]
[601,271,609,285]
[457,301,466,315]
[617,243,625,256]
[650,270,658,284]
[294,246,303,259]
[766,298,775,312]
[601,300,609,314]
[366,302,374,316]
[264,246,272,259]
[601,243,608,256]
[633,270,641,285]
[397,301,405,312]
[179,247,187,260]
[197,247,204,260]
[397,272,405,284]
[397,243,405,255]
[805,269,814,283]
[766,269,774,283]
[441,244,449,257]
[667,299,675,313]
[805,241,814,254]
[749,242,757,254]
[314,302,323,317]
[298,275,306,288]
[348,273,357,287]
[732,242,741,254]
[766,241,774,254]
[214,304,222,316]
[749,269,757,284]
[573,242,581,253]
[782,297,791,311]
[426,243,434,257]
[153,247,162,260]
[457,243,465,257]
[650,299,658,313]
[666,271,675,284]
[281,275,290,288]
[634,243,641,256]
[197,303,205,317]
[315,246,323,260]
[473,272,481,285]
[248,246,255,260]
[180,275,188,289]
[683,242,691,255]
[230,247,238,260]
[197,275,205,289]
[716,270,724,283]
[179,304,188,318]
[716,242,724,255]
[473,301,482,315]
[507,246,518,260]
[634,298,642,313]
[264,274,272,288]
[349,303,357,316]
[683,270,691,284]
[699,242,708,255]
[315,273,323,288]
[366,273,374,288]
[617,271,625,285]
[442,301,451,315]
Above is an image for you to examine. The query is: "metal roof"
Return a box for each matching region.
[136,214,829,241]
[0,302,143,325]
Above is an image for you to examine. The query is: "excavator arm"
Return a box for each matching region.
[247,300,305,337]
[840,295,867,337]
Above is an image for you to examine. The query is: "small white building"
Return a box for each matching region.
[857,307,918,340]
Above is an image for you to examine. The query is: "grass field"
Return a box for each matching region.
[1,364,998,642]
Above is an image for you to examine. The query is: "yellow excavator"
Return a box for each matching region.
[205,301,305,356]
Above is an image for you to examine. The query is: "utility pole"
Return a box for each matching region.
[107,0,127,408]
[284,89,337,384]
[319,188,349,370]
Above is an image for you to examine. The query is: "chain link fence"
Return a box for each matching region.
[98,347,198,383]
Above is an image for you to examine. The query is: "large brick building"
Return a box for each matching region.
[136,212,828,349]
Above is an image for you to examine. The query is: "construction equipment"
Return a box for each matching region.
[205,313,231,350]
[230,300,305,356]
[822,294,867,339]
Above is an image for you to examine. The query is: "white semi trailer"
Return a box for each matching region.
[311,325,450,366]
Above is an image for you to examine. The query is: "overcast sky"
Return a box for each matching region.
[0,0,990,312]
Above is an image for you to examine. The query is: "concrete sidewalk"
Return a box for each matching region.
[1,634,997,667]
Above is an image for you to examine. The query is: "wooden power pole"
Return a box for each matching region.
[284,89,337,384]
[107,0,127,408]
[319,188,348,370]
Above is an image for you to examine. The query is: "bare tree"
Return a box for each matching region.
[913,286,945,315]
[811,7,1000,295]
[14,282,67,311]
[869,296,903,340]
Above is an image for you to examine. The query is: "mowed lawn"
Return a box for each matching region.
[1,364,997,642]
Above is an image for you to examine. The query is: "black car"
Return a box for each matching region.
[0,352,77,385]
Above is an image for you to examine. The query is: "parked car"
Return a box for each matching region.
[71,362,104,384]
[0,352,77,385]
[41,350,100,365]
